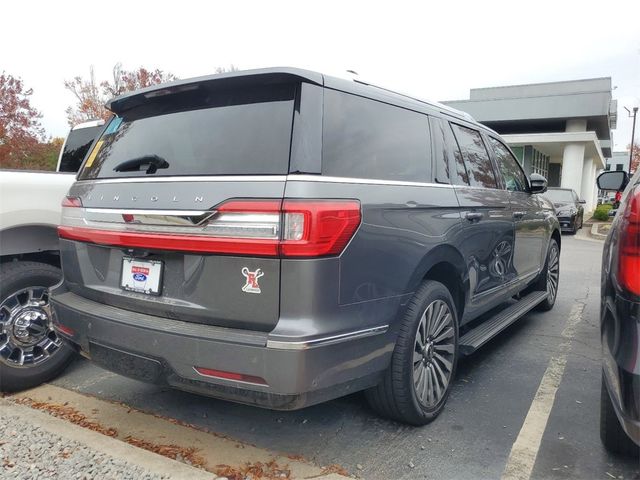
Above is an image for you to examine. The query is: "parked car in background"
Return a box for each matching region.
[543,187,585,234]
[0,120,104,392]
[596,168,640,456]
[50,68,561,424]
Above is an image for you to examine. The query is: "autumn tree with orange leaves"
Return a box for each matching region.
[64,63,177,126]
[0,72,47,168]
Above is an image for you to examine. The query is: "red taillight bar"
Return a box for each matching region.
[58,199,361,258]
[57,226,280,256]
[618,186,640,297]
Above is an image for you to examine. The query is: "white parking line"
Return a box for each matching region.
[501,302,586,480]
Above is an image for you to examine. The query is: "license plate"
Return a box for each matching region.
[120,257,163,295]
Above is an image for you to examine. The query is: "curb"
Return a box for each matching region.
[6,384,351,479]
[573,224,602,243]
[0,398,218,479]
[589,223,608,239]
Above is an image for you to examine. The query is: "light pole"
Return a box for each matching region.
[625,106,638,172]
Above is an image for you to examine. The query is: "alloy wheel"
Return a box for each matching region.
[0,287,62,367]
[546,245,560,302]
[413,300,455,408]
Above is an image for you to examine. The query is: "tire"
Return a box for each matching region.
[600,372,639,456]
[365,280,459,425]
[533,238,560,311]
[0,261,74,392]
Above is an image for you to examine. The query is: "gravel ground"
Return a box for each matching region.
[0,410,170,480]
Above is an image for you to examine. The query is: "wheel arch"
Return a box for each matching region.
[408,245,468,323]
[551,227,561,251]
[0,225,61,267]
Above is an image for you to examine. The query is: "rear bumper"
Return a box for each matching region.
[603,369,640,446]
[601,293,640,446]
[50,288,393,410]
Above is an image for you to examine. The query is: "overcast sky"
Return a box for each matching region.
[4,0,639,150]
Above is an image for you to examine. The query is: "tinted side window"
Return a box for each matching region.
[323,90,431,182]
[450,124,498,189]
[444,122,469,185]
[58,125,103,173]
[489,137,528,192]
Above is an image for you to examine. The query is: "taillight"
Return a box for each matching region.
[61,196,82,208]
[215,200,282,239]
[281,200,361,257]
[618,185,640,297]
[57,199,361,258]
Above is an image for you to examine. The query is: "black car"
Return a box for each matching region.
[596,169,640,456]
[543,187,585,234]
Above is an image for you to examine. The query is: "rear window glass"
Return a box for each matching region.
[78,84,295,179]
[322,89,430,182]
[58,125,103,173]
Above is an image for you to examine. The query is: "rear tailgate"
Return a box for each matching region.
[60,179,286,331]
[59,78,298,332]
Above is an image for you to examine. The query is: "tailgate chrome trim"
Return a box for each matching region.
[84,208,211,216]
[75,175,288,184]
[266,325,388,350]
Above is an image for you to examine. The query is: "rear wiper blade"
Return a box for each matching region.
[113,155,169,174]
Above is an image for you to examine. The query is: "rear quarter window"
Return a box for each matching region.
[322,89,431,182]
[58,125,104,173]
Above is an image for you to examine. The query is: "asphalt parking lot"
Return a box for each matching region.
[47,234,639,479]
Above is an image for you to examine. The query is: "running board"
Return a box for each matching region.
[459,291,548,355]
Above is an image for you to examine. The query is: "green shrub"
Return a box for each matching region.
[593,204,612,221]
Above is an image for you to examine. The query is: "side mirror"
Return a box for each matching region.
[529,173,548,194]
[597,171,629,192]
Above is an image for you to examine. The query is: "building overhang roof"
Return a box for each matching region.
[501,131,606,169]
[443,77,616,143]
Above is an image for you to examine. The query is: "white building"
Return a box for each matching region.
[444,78,617,212]
[607,151,630,172]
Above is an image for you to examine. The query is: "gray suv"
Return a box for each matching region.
[51,68,561,425]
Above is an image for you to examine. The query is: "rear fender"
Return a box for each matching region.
[0,225,60,257]
[406,244,468,318]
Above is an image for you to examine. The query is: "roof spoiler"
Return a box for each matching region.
[105,67,324,115]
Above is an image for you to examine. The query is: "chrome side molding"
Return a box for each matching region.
[266,325,388,350]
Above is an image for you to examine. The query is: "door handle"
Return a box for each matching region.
[513,211,526,219]
[465,212,484,222]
